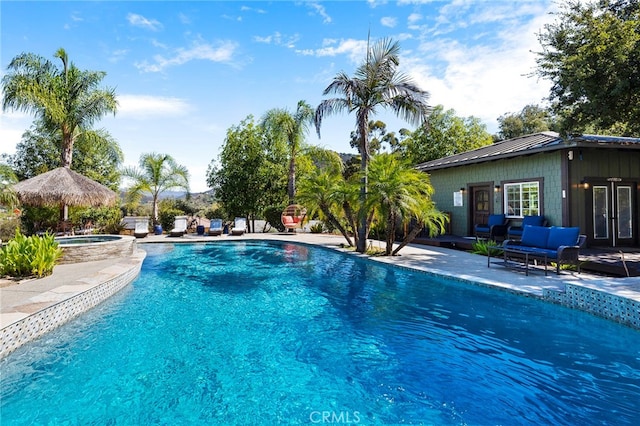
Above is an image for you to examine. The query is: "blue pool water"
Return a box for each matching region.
[1,241,639,424]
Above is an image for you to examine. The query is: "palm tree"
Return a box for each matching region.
[261,100,314,204]
[122,153,190,225]
[2,48,118,168]
[366,154,447,255]
[297,169,357,247]
[315,38,431,252]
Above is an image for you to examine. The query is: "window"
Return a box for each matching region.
[504,181,540,218]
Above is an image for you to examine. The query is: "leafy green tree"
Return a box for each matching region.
[534,0,640,135]
[122,153,190,225]
[261,100,314,204]
[5,121,123,189]
[496,104,557,140]
[207,116,287,229]
[0,164,19,209]
[366,154,446,255]
[315,38,431,252]
[402,105,492,164]
[2,48,118,168]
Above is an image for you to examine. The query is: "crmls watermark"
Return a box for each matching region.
[309,410,361,424]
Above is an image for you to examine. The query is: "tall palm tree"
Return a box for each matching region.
[366,154,447,255]
[315,38,431,252]
[261,100,314,204]
[122,153,190,225]
[2,48,118,168]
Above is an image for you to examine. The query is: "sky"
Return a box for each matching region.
[1,0,558,192]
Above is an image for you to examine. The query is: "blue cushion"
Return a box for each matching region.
[522,215,544,227]
[487,214,505,227]
[476,225,490,233]
[509,228,524,236]
[521,225,550,248]
[546,227,580,249]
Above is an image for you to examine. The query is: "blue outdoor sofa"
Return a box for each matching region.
[499,225,586,275]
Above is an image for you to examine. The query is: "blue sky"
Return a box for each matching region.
[1,0,556,192]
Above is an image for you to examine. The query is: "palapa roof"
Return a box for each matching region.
[12,167,117,207]
[416,132,640,172]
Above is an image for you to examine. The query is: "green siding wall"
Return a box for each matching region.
[567,148,640,241]
[426,152,563,236]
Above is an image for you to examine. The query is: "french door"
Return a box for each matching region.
[591,180,636,246]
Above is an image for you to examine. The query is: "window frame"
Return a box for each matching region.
[502,179,542,219]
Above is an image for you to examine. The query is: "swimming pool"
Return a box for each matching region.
[1,241,639,424]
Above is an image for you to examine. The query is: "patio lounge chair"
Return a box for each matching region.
[475,214,509,241]
[208,218,223,236]
[169,215,188,237]
[134,218,149,238]
[231,217,246,235]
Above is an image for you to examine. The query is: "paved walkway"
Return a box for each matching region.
[2,232,639,332]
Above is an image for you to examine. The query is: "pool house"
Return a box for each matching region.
[416,132,640,249]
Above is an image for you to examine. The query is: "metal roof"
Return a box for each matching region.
[416,132,640,171]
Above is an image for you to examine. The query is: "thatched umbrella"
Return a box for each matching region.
[12,167,117,220]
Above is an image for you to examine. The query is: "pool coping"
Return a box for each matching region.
[0,250,146,358]
[1,233,638,358]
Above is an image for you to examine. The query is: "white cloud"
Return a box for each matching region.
[127,13,163,31]
[254,32,300,48]
[297,38,368,63]
[178,13,191,25]
[135,40,238,72]
[0,110,31,156]
[402,3,556,133]
[407,13,422,26]
[116,94,191,118]
[108,49,129,63]
[307,2,332,24]
[381,16,397,28]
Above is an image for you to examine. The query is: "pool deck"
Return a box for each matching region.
[1,233,639,356]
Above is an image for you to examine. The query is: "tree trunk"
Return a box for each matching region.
[392,224,424,256]
[288,156,296,204]
[152,196,159,225]
[343,201,358,248]
[321,204,353,246]
[385,212,396,255]
[356,119,370,253]
[61,128,74,168]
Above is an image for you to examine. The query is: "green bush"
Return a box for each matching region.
[471,239,503,257]
[0,229,62,278]
[309,222,324,233]
[158,208,183,232]
[263,205,285,232]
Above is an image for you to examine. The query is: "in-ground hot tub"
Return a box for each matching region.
[55,235,137,264]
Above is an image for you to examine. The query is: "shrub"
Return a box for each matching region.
[309,222,324,233]
[263,205,285,232]
[0,229,62,278]
[471,239,503,257]
[158,208,183,232]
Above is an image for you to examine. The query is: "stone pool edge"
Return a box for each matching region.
[0,250,146,359]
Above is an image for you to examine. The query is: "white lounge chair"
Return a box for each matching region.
[134,218,149,238]
[231,217,246,235]
[208,218,223,236]
[169,215,188,237]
